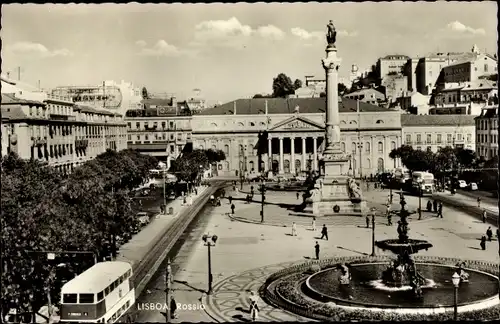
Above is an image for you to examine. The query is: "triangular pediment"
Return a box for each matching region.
[270,116,324,131]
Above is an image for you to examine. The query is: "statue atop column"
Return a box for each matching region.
[326,20,337,46]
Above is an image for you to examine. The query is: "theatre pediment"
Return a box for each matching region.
[270,116,324,132]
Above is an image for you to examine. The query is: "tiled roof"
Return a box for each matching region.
[401,114,476,126]
[1,93,45,106]
[1,105,28,120]
[198,98,390,116]
[381,54,409,60]
[142,98,173,107]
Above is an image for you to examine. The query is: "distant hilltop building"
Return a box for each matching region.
[51,80,143,117]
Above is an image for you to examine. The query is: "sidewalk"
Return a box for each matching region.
[433,191,499,222]
[117,185,210,269]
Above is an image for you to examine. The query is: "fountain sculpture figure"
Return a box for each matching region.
[375,192,433,296]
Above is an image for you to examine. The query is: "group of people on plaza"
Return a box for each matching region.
[425,199,444,218]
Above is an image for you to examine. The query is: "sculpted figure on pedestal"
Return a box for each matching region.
[326,20,337,46]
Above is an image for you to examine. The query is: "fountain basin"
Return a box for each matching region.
[375,239,433,255]
[305,262,498,308]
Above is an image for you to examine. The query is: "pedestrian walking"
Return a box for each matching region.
[296,192,300,200]
[292,222,297,236]
[426,200,432,212]
[315,241,320,260]
[366,214,370,228]
[438,203,443,218]
[480,235,486,250]
[311,217,316,231]
[248,291,259,322]
[486,226,493,241]
[387,212,392,226]
[433,200,438,213]
[320,225,328,240]
[231,203,235,214]
[482,209,487,223]
[477,197,481,208]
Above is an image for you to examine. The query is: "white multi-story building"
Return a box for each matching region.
[1,77,127,173]
[475,106,499,159]
[401,114,476,153]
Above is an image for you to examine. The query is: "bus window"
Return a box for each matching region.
[126,270,131,278]
[79,293,95,304]
[97,291,104,301]
[105,286,111,295]
[118,276,123,285]
[63,293,78,303]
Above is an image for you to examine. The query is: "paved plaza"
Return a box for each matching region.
[134,182,499,322]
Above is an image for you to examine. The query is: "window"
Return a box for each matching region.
[170,134,175,141]
[437,134,442,143]
[145,122,149,128]
[97,291,104,301]
[447,134,452,143]
[391,141,396,150]
[162,133,166,140]
[457,134,462,141]
[145,135,149,141]
[224,144,229,155]
[79,294,94,304]
[170,145,175,153]
[136,135,140,141]
[162,122,166,129]
[63,294,77,303]
[365,142,370,153]
[153,122,158,128]
[426,134,432,144]
[378,141,383,153]
[351,142,356,153]
[136,122,140,129]
[169,121,175,129]
[416,134,422,144]
[127,122,131,129]
[405,134,411,144]
[154,133,158,140]
[341,142,346,152]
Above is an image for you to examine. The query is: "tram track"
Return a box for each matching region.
[131,181,226,300]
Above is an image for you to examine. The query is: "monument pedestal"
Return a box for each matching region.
[292,26,367,218]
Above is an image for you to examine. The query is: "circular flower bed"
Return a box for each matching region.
[260,256,500,321]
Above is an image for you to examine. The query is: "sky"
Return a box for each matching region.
[1,2,497,104]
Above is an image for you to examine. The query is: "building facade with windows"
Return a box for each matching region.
[191,98,403,177]
[1,93,127,173]
[124,107,192,168]
[343,88,385,105]
[475,106,499,160]
[377,55,410,80]
[401,114,476,153]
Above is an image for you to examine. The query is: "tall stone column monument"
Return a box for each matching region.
[298,20,366,216]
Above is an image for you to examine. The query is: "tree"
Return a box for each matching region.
[141,87,149,100]
[293,79,303,90]
[338,83,348,96]
[169,149,226,182]
[252,94,272,99]
[272,73,295,98]
[389,145,435,173]
[455,148,476,169]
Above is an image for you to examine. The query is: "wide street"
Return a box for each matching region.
[132,182,499,322]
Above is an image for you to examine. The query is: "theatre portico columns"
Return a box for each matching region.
[265,131,324,175]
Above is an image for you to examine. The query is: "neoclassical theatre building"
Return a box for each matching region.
[192,98,403,177]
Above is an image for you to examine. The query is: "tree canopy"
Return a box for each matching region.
[389,145,479,174]
[169,149,226,182]
[272,73,296,98]
[1,149,158,317]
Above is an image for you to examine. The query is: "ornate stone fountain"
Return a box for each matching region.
[375,193,433,296]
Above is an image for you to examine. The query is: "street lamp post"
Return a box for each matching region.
[371,208,376,256]
[165,259,172,323]
[417,180,423,220]
[259,182,266,223]
[452,272,460,320]
[162,168,167,211]
[202,234,218,295]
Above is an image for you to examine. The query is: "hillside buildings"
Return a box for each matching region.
[475,106,499,160]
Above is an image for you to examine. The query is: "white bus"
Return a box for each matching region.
[60,261,135,323]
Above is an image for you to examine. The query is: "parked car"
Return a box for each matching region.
[458,180,467,188]
[468,182,478,191]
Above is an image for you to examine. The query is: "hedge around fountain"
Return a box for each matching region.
[259,255,500,321]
